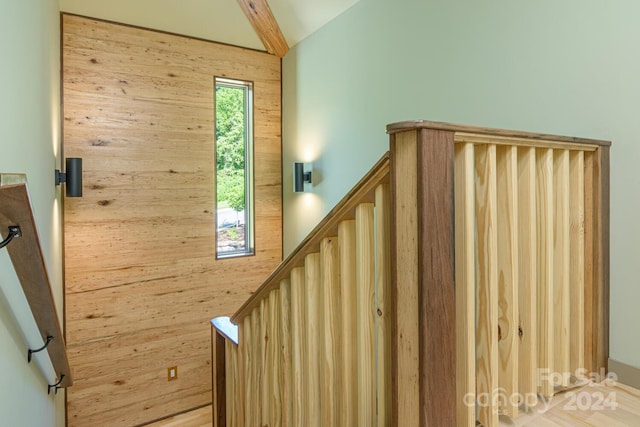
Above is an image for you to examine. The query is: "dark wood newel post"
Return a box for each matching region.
[389,124,457,427]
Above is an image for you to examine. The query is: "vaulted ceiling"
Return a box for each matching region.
[59,0,360,56]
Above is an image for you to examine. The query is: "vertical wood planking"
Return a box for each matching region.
[290,267,307,425]
[474,143,499,427]
[260,298,271,425]
[569,151,585,374]
[496,145,519,418]
[517,147,538,408]
[583,152,595,373]
[390,131,420,426]
[553,150,571,387]
[305,253,322,427]
[454,142,477,427]
[237,323,246,427]
[339,220,358,426]
[583,147,610,376]
[536,148,555,398]
[252,307,262,426]
[226,341,239,427]
[269,289,282,427]
[375,183,392,427]
[593,147,610,374]
[321,237,341,427]
[356,203,376,427]
[280,279,292,427]
[243,316,253,426]
[212,330,226,427]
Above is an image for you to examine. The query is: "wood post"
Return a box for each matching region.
[390,128,457,426]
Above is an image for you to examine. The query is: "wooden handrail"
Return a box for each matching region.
[231,152,390,323]
[387,120,611,147]
[0,174,73,389]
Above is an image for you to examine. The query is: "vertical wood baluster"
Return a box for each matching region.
[569,152,585,375]
[339,220,357,426]
[455,142,476,427]
[475,144,499,427]
[536,148,555,398]
[280,279,292,427]
[518,146,538,409]
[497,145,519,418]
[290,267,307,425]
[321,237,340,426]
[356,203,375,427]
[375,183,392,427]
[305,253,322,427]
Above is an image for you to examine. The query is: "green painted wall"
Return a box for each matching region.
[0,0,63,425]
[283,0,640,371]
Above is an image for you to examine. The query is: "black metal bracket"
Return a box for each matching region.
[0,225,21,249]
[48,374,65,395]
[28,335,54,363]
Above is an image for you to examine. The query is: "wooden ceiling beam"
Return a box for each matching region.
[237,0,289,57]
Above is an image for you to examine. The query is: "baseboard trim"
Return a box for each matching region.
[608,358,640,389]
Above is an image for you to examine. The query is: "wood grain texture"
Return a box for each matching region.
[0,182,73,388]
[583,152,595,373]
[305,253,322,427]
[62,14,282,426]
[259,299,269,425]
[233,153,389,322]
[320,237,340,427]
[387,120,611,147]
[236,0,289,57]
[593,147,610,374]
[212,330,226,427]
[536,148,555,398]
[279,279,292,427]
[416,129,457,426]
[475,144,499,427]
[517,147,538,408]
[356,203,376,427]
[454,143,477,427]
[290,267,306,425]
[146,404,212,427]
[553,150,571,387]
[338,220,357,426]
[268,289,282,427]
[508,381,640,427]
[375,183,392,427]
[390,131,420,426]
[569,151,585,375]
[226,341,239,427]
[243,316,254,427]
[496,145,519,418]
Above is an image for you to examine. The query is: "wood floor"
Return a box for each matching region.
[503,381,640,426]
[142,381,640,426]
[145,405,212,427]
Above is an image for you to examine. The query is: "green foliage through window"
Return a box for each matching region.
[215,78,254,257]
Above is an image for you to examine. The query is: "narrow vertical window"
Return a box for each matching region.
[215,77,254,258]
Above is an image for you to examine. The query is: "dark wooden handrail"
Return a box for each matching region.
[0,174,73,389]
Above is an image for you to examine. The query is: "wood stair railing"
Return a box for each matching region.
[212,120,610,427]
[213,152,391,427]
[0,174,73,391]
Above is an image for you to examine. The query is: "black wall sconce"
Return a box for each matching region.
[293,162,312,193]
[55,158,83,197]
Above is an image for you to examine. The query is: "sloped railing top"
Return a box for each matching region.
[0,174,73,390]
[231,152,390,323]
